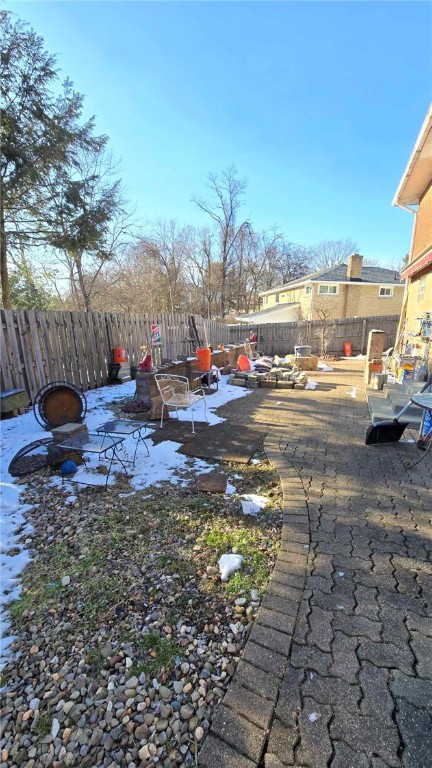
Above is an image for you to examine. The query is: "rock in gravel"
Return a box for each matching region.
[90,727,104,746]
[138,744,151,761]
[159,685,171,699]
[180,704,195,720]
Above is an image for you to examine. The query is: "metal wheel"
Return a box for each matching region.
[33,381,87,429]
[8,438,54,477]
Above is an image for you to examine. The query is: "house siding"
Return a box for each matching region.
[405,269,432,334]
[404,181,432,342]
[412,181,432,260]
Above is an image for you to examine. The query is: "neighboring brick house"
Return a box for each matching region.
[393,105,432,369]
[258,254,404,321]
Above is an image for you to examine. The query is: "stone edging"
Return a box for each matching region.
[198,436,310,768]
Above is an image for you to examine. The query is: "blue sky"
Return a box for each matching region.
[7,1,432,266]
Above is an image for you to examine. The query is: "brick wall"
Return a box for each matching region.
[412,181,432,260]
[264,283,403,320]
[312,283,403,320]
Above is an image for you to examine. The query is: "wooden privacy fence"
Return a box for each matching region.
[0,310,231,402]
[228,314,400,357]
[1,309,400,403]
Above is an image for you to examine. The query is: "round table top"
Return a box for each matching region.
[410,393,432,410]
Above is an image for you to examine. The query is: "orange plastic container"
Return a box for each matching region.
[113,347,127,363]
[237,354,252,372]
[343,341,352,357]
[196,347,211,371]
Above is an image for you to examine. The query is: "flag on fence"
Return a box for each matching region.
[151,323,161,345]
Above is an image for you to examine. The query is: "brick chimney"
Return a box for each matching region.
[347,253,363,280]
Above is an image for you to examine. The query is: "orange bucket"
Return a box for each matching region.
[343,341,352,357]
[196,347,211,371]
[113,347,127,363]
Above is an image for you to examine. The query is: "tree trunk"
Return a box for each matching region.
[0,198,11,308]
[75,254,91,311]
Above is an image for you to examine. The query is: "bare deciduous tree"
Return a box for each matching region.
[313,298,336,356]
[137,220,193,313]
[192,166,250,317]
[310,238,358,270]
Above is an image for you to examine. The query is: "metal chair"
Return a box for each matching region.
[155,374,208,434]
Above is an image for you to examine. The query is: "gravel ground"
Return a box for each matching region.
[1,454,282,767]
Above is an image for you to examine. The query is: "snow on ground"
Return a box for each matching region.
[0,375,250,663]
[240,493,268,516]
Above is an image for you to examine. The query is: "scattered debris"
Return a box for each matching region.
[346,387,358,399]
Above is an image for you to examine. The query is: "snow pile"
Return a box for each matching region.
[305,380,318,390]
[218,553,244,581]
[317,362,333,372]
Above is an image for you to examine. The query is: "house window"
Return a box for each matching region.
[263,296,267,306]
[304,285,312,295]
[417,277,426,300]
[275,293,280,303]
[318,284,338,295]
[379,286,394,297]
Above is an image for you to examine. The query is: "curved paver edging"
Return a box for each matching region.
[198,435,311,768]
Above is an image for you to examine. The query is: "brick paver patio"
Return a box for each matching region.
[199,361,432,768]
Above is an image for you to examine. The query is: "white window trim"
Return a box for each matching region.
[304,285,312,295]
[378,286,394,298]
[318,284,339,296]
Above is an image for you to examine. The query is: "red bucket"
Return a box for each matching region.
[343,341,352,357]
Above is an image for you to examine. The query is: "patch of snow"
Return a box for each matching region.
[218,553,244,582]
[175,375,252,426]
[250,459,261,465]
[225,482,237,495]
[305,380,318,390]
[240,493,268,516]
[317,363,333,371]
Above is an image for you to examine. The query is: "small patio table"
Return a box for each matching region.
[96,419,151,465]
[57,432,127,488]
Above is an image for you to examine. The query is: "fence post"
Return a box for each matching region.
[360,318,367,354]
